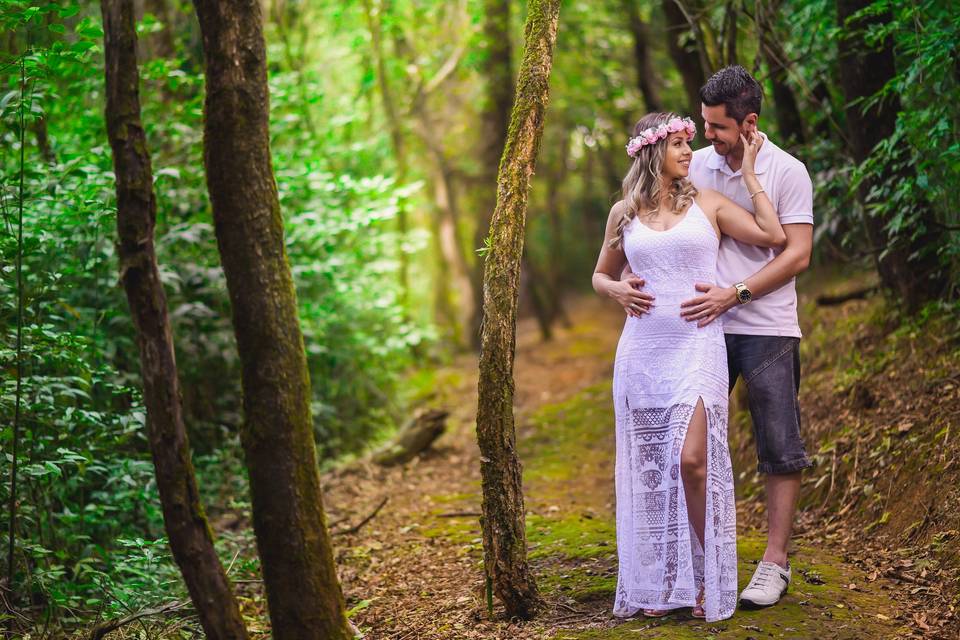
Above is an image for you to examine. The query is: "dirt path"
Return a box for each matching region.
[331,296,910,639]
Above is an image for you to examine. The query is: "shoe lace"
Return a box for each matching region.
[747,563,778,589]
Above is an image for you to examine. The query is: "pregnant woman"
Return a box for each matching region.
[591,112,784,622]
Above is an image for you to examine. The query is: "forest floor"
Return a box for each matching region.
[310,268,958,640]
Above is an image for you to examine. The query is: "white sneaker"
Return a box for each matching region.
[739,561,790,608]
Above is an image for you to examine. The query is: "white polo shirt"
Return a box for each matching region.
[689,136,814,338]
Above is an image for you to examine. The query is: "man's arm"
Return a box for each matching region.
[679,223,813,327]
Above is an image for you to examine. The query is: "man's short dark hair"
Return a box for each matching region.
[699,65,762,123]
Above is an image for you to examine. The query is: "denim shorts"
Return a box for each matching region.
[725,334,814,475]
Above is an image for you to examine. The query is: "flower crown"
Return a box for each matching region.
[625,117,697,158]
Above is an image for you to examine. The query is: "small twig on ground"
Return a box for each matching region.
[87,601,189,640]
[333,496,389,536]
[435,511,482,518]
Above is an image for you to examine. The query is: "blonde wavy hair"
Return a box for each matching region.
[609,112,699,249]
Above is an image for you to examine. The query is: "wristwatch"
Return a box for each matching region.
[734,282,752,304]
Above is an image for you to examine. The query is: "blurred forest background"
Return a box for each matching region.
[1,0,958,636]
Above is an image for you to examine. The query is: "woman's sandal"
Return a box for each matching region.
[642,608,671,618]
[691,587,706,619]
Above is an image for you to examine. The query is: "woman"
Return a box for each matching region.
[592,112,784,622]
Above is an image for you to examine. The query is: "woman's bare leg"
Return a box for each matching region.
[681,397,708,548]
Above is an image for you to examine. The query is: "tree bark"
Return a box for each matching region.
[362,0,410,307]
[519,253,553,341]
[144,0,176,58]
[100,2,248,638]
[754,2,805,146]
[475,0,561,621]
[836,0,945,310]
[189,1,353,637]
[720,0,737,66]
[623,0,662,112]
[470,0,515,350]
[662,0,707,126]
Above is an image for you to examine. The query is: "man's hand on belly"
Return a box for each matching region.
[680,283,738,327]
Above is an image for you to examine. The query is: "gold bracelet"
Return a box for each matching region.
[749,188,765,198]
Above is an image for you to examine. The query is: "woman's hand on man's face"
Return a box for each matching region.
[740,130,763,175]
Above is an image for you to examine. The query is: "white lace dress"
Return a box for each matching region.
[611,200,738,622]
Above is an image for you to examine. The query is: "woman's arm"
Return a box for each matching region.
[714,132,786,248]
[593,202,655,317]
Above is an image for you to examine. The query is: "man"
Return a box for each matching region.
[625,65,815,608]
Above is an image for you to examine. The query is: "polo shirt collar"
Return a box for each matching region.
[704,132,773,176]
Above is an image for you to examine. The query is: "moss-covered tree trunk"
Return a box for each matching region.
[470,0,515,350]
[100,2,248,638]
[190,1,353,637]
[836,0,945,311]
[475,0,561,621]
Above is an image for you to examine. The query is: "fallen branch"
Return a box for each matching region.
[332,496,389,536]
[435,511,481,518]
[88,601,188,640]
[815,285,879,306]
[372,409,448,466]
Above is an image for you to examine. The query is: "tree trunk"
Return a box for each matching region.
[470,0,515,350]
[475,0,561,621]
[623,0,662,112]
[432,158,476,343]
[144,0,176,58]
[662,0,707,126]
[362,0,410,307]
[100,2,248,638]
[720,0,737,65]
[520,253,553,341]
[190,1,353,637]
[754,3,805,147]
[542,131,572,328]
[836,0,945,310]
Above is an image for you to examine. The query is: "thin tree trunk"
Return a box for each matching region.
[542,131,572,328]
[662,0,707,126]
[362,0,410,307]
[720,0,737,65]
[623,0,662,112]
[475,0,561,620]
[470,0,515,350]
[754,3,805,146]
[32,117,54,164]
[433,159,475,341]
[100,2,248,638]
[144,0,176,58]
[520,254,553,341]
[836,0,945,310]
[190,1,353,637]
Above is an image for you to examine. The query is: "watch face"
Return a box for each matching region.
[738,288,752,303]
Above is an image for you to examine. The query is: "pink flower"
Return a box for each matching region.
[625,117,696,157]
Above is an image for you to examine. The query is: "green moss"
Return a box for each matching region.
[551,533,908,639]
[526,513,616,561]
[420,514,479,545]
[431,491,479,504]
[521,381,613,486]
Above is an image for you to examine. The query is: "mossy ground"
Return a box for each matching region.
[503,380,908,639]
[412,373,908,638]
[341,290,938,639]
